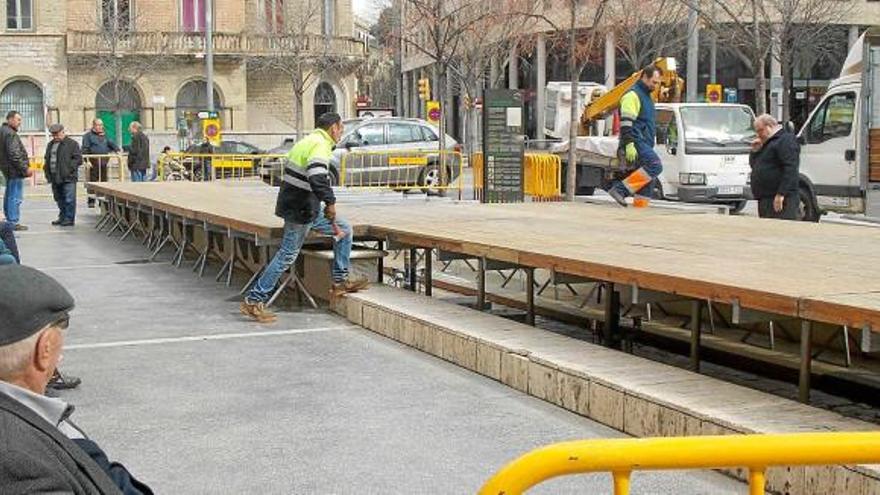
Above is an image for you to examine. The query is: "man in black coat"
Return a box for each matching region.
[44,124,83,226]
[0,265,152,495]
[127,121,149,182]
[0,111,33,230]
[749,114,800,220]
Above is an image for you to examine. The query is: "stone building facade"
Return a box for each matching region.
[0,0,364,152]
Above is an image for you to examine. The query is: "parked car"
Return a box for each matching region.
[260,117,462,192]
[184,140,265,179]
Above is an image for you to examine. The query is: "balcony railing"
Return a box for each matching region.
[66,31,366,58]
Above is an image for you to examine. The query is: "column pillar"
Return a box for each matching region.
[536,34,547,140]
[508,43,519,90]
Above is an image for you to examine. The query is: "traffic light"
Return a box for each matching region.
[418,78,431,100]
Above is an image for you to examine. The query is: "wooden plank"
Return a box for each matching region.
[88,182,880,330]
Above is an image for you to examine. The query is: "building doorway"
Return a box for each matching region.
[313,82,337,121]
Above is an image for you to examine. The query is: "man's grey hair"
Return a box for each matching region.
[0,331,43,380]
[130,121,142,131]
[754,114,778,128]
[92,118,104,127]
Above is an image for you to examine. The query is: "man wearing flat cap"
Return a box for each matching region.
[0,264,152,494]
[44,123,82,227]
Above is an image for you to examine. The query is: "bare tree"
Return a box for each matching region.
[248,0,364,138]
[76,1,171,143]
[608,0,691,71]
[395,0,504,187]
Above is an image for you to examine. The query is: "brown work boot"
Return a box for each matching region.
[331,276,370,296]
[239,300,277,323]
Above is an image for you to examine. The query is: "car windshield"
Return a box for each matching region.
[679,107,755,147]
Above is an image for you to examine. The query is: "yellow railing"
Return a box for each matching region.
[161,152,285,182]
[479,432,880,495]
[472,152,562,201]
[28,154,127,183]
[338,150,464,191]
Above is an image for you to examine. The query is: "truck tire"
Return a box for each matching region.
[729,201,748,215]
[798,184,820,222]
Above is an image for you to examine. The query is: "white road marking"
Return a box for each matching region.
[65,326,354,350]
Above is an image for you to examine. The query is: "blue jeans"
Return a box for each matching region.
[612,147,663,198]
[3,177,23,225]
[0,220,19,263]
[246,211,353,304]
[130,170,146,182]
[51,182,77,222]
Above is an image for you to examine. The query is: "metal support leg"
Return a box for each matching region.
[215,232,234,284]
[240,245,269,295]
[408,247,418,292]
[477,257,486,311]
[603,282,620,348]
[377,240,385,283]
[424,248,433,297]
[526,268,535,326]
[799,320,813,403]
[225,237,237,287]
[690,300,702,372]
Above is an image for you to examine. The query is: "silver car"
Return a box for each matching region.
[262,118,462,192]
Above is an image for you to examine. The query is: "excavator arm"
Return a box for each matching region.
[578,57,684,135]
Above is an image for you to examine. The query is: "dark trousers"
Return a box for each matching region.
[757,194,798,220]
[87,157,109,182]
[52,181,77,222]
[0,220,20,262]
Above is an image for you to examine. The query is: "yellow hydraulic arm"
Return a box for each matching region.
[578,57,683,135]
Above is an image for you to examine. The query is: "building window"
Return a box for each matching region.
[262,0,284,32]
[323,0,335,36]
[180,0,206,33]
[314,82,337,119]
[102,0,132,32]
[6,0,32,31]
[0,80,44,131]
[176,80,222,138]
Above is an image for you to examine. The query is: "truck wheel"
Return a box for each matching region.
[729,201,748,215]
[798,185,820,222]
[576,186,595,196]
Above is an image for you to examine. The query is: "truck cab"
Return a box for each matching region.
[796,32,870,221]
[654,103,755,211]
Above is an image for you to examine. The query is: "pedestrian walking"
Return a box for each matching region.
[127,121,149,182]
[750,114,800,220]
[82,118,119,207]
[0,111,33,230]
[43,124,82,227]
[607,64,664,207]
[240,112,368,323]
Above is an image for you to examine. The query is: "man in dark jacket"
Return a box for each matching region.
[44,124,83,226]
[0,111,33,230]
[750,114,800,220]
[82,118,120,207]
[240,112,368,323]
[0,264,152,495]
[127,121,149,182]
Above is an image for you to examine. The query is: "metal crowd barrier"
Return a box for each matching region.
[479,431,880,495]
[471,152,562,201]
[29,153,128,184]
[160,152,285,182]
[338,150,464,192]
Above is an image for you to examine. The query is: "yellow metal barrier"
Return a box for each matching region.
[161,152,285,182]
[479,432,880,495]
[339,149,464,192]
[471,152,562,201]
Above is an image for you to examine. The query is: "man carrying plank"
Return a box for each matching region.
[240,112,368,323]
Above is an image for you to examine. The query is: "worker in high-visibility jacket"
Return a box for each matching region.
[608,64,664,207]
[240,112,368,323]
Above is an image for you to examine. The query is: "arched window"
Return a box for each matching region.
[314,82,337,121]
[0,80,44,131]
[176,80,222,140]
[95,80,142,146]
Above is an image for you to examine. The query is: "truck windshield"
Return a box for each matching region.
[679,106,755,148]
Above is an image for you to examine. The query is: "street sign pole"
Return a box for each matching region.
[206,0,215,112]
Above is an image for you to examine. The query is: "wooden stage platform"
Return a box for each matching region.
[86,181,880,402]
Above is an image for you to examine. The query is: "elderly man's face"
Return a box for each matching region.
[755,120,773,142]
[93,121,104,132]
[51,130,65,142]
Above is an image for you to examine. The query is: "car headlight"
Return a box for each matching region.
[679,173,706,185]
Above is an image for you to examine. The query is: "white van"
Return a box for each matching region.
[797,29,879,221]
[556,102,755,211]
